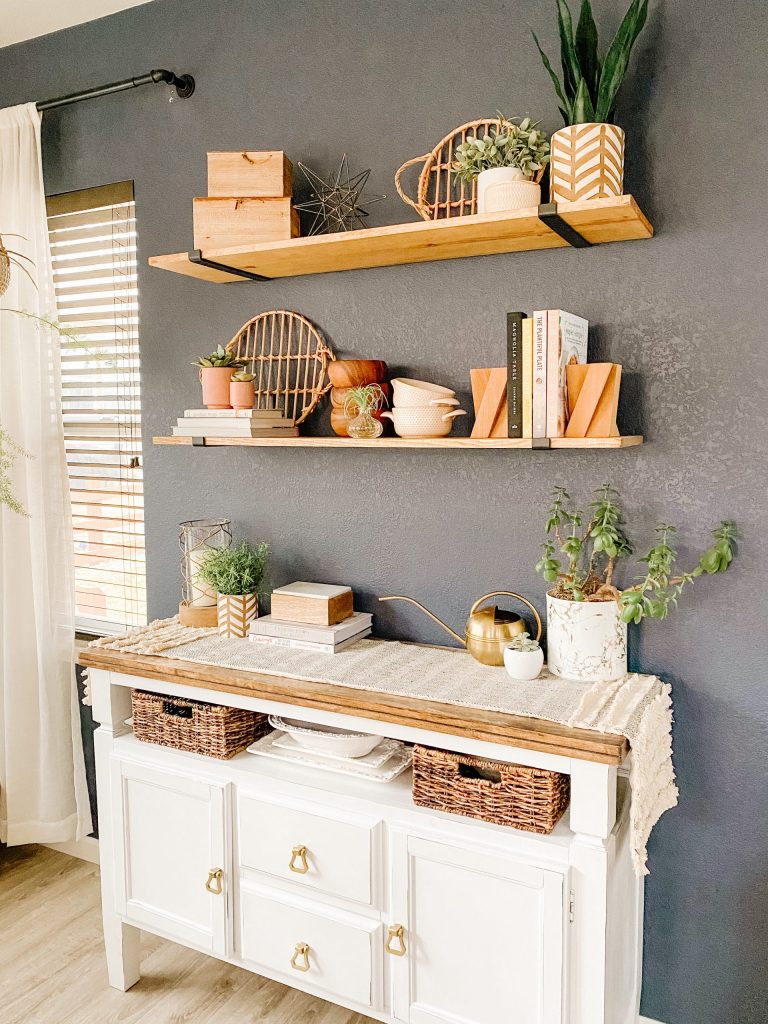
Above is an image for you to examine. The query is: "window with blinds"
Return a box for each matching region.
[47,182,147,634]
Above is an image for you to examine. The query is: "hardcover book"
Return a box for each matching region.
[545,310,589,437]
[247,629,371,654]
[522,317,534,439]
[249,611,372,644]
[532,310,548,437]
[506,311,526,438]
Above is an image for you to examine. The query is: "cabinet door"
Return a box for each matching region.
[111,758,229,956]
[390,835,565,1024]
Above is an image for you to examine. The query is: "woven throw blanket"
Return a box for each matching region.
[90,617,677,875]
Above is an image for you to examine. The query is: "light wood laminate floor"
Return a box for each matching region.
[0,844,375,1024]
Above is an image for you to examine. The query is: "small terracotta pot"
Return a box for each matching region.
[200,366,234,409]
[230,380,255,409]
[327,359,388,388]
[330,382,391,409]
[217,592,258,639]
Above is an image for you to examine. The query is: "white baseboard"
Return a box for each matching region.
[44,835,99,865]
[640,1017,665,1024]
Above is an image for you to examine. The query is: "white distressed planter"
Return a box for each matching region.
[503,645,545,681]
[546,594,627,682]
[477,167,541,213]
[217,592,258,638]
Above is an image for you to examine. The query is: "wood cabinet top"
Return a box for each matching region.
[80,646,629,765]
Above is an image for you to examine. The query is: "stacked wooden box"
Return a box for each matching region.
[193,151,299,251]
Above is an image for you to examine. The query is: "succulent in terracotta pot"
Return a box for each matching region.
[192,345,244,409]
[230,370,256,410]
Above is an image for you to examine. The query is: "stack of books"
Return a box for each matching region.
[249,582,371,653]
[173,408,298,438]
[507,309,589,439]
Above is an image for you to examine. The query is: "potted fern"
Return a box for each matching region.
[532,0,649,202]
[535,486,736,681]
[192,345,244,409]
[452,115,550,213]
[197,541,269,638]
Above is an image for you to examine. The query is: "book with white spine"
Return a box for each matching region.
[249,611,372,644]
[247,628,371,654]
[532,310,548,438]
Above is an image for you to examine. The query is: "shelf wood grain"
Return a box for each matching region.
[149,195,653,283]
[153,435,643,449]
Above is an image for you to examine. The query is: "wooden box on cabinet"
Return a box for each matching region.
[193,197,299,250]
[207,150,293,198]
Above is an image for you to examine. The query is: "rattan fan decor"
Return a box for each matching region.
[395,118,545,222]
[226,310,335,425]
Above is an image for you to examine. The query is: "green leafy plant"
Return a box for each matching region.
[197,541,269,596]
[533,0,649,126]
[343,383,387,416]
[231,370,255,382]
[535,485,736,623]
[192,344,243,369]
[453,115,550,183]
[506,631,541,653]
[0,426,32,517]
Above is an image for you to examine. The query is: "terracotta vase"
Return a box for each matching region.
[230,380,255,409]
[217,592,258,638]
[200,366,234,409]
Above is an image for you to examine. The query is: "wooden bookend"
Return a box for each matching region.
[565,363,621,438]
[470,368,508,438]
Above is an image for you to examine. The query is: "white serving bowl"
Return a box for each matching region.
[268,715,383,758]
[381,406,466,438]
[391,377,456,407]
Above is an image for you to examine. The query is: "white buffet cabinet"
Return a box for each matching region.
[87,663,643,1024]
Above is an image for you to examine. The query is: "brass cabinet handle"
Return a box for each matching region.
[205,867,224,895]
[290,941,311,972]
[289,844,309,874]
[385,924,407,957]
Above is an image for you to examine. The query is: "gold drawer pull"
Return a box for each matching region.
[290,941,310,972]
[205,868,224,895]
[385,924,407,957]
[289,844,309,874]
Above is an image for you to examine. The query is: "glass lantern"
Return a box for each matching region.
[178,518,232,625]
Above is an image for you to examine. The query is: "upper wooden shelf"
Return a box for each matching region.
[153,435,643,450]
[148,196,653,283]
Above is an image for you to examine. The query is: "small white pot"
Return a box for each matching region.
[381,406,466,438]
[546,594,627,682]
[503,645,545,681]
[477,167,541,214]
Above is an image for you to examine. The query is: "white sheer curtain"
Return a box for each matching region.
[0,103,91,844]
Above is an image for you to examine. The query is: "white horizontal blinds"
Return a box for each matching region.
[48,181,147,633]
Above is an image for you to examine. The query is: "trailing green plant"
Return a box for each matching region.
[197,541,269,596]
[506,631,541,653]
[452,115,550,183]
[534,484,736,623]
[192,344,243,369]
[343,383,387,416]
[231,370,255,382]
[0,426,31,517]
[532,0,649,126]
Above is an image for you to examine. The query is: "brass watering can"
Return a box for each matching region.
[379,591,542,667]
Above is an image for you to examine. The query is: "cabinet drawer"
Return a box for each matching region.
[240,885,380,1008]
[238,792,378,905]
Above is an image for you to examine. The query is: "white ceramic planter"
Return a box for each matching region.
[503,645,545,681]
[477,167,541,214]
[546,594,627,682]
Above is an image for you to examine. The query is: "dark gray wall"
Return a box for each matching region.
[2,1,766,1020]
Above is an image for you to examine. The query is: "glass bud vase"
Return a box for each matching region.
[347,411,383,439]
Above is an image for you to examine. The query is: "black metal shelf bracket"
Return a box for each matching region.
[188,250,272,282]
[537,203,592,248]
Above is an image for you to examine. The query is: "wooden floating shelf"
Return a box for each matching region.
[148,196,653,283]
[153,435,643,450]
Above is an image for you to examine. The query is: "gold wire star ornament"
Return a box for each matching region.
[295,155,386,235]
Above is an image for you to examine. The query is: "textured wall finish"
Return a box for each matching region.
[0,2,766,1021]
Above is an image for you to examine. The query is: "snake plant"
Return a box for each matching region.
[533,0,649,126]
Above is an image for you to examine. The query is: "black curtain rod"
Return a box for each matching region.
[36,69,195,112]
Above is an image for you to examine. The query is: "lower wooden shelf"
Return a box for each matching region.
[153,435,643,449]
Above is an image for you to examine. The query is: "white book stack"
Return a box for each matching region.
[248,611,373,654]
[173,408,298,438]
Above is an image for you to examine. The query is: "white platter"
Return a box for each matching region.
[268,714,383,759]
[271,730,406,768]
[247,730,413,783]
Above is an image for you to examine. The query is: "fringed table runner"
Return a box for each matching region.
[89,617,677,875]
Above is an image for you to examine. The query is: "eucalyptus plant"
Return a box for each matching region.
[532,0,649,126]
[535,485,736,624]
[197,541,269,596]
[452,115,550,183]
[192,344,243,369]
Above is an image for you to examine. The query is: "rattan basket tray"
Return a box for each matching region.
[131,690,269,760]
[412,745,570,834]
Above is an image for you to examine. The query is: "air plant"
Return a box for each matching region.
[532,0,650,126]
[535,485,736,623]
[343,383,387,417]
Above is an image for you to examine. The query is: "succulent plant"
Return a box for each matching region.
[231,370,255,382]
[506,632,541,653]
[192,344,243,369]
[452,115,550,183]
[533,0,649,126]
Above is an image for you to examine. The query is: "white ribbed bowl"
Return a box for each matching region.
[391,377,456,407]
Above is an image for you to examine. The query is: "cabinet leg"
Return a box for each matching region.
[103,914,140,991]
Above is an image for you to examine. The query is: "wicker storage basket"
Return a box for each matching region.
[131,690,269,760]
[412,745,570,834]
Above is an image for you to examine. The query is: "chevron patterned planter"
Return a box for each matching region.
[549,122,625,203]
[217,592,258,638]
